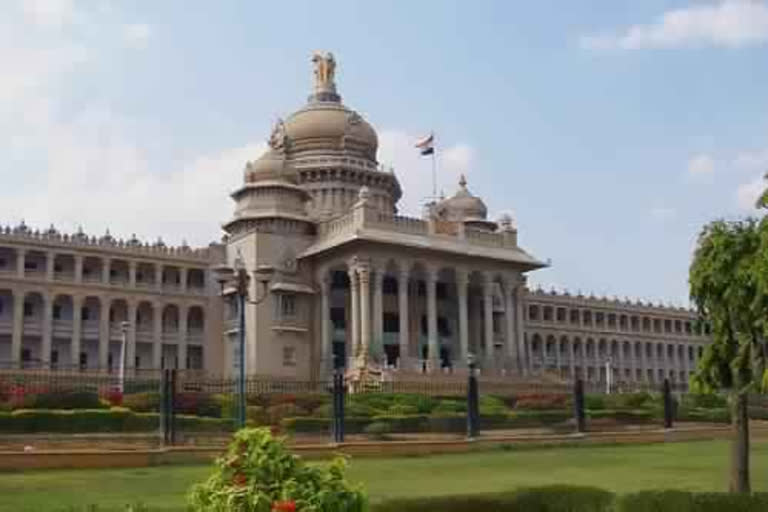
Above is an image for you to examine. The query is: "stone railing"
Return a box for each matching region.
[316,206,517,250]
[0,223,217,262]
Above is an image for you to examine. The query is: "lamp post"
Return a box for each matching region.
[118,320,129,394]
[213,253,275,429]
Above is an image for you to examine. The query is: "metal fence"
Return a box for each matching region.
[0,368,749,448]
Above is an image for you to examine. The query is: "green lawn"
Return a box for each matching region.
[0,440,764,511]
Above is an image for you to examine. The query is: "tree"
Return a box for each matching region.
[689,217,768,493]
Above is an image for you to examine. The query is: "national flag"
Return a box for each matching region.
[414,133,434,156]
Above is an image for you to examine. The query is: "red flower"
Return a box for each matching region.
[232,472,247,487]
[272,500,296,512]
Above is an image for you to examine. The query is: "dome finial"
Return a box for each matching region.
[309,51,340,102]
[459,174,467,189]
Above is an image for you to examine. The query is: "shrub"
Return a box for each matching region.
[606,392,655,410]
[615,491,768,512]
[373,485,614,512]
[122,392,160,413]
[364,421,392,440]
[267,403,308,424]
[30,390,107,410]
[293,393,329,414]
[174,392,221,418]
[585,394,606,410]
[344,401,375,418]
[386,404,419,416]
[245,406,269,425]
[588,409,654,423]
[188,428,367,512]
[0,408,232,433]
[431,400,466,415]
[678,407,730,423]
[374,415,430,433]
[682,393,728,410]
[513,393,570,410]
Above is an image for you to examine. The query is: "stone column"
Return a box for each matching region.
[129,261,137,288]
[319,275,332,373]
[502,281,516,366]
[46,253,55,281]
[11,292,24,366]
[456,269,470,365]
[426,266,439,371]
[178,305,188,370]
[16,249,26,278]
[99,297,111,369]
[74,255,84,284]
[568,339,576,379]
[397,268,410,369]
[180,268,188,294]
[348,268,360,359]
[372,268,384,358]
[617,342,625,384]
[41,293,53,367]
[102,258,111,285]
[515,285,527,374]
[155,264,163,292]
[126,301,137,371]
[153,303,163,369]
[71,295,82,369]
[482,275,495,368]
[359,266,372,360]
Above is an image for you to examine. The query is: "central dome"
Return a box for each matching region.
[283,101,378,158]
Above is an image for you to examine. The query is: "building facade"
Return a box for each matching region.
[0,53,707,385]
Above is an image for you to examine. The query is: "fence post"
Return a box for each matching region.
[573,378,586,434]
[160,370,168,445]
[663,378,674,429]
[168,369,177,445]
[466,365,479,440]
[332,371,345,443]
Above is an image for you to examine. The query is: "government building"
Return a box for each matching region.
[0,53,709,386]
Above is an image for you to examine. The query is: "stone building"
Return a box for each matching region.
[0,53,708,385]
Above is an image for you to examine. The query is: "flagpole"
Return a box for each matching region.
[431,149,437,200]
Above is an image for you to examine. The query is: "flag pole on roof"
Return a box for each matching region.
[415,132,437,200]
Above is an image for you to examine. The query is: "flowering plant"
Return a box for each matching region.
[189,428,367,512]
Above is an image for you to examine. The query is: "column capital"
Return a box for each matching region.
[424,264,440,282]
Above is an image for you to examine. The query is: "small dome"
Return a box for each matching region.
[244,151,298,184]
[435,175,488,221]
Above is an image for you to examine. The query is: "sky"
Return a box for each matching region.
[1,0,768,307]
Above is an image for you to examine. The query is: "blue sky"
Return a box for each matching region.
[2,0,768,306]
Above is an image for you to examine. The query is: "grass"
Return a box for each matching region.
[0,440,765,511]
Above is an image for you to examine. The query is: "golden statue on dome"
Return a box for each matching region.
[312,51,336,92]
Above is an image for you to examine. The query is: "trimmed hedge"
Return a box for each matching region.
[372,485,614,512]
[615,490,768,512]
[0,408,233,433]
[374,488,768,512]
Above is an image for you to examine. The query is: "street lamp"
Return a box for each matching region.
[213,252,275,429]
[118,320,129,394]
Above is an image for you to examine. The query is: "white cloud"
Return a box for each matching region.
[377,130,474,216]
[734,147,768,171]
[650,207,677,220]
[581,1,768,50]
[687,153,716,179]
[21,0,75,28]
[123,23,151,50]
[736,174,766,211]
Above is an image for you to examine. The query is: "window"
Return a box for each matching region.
[283,346,297,367]
[79,352,87,369]
[81,307,90,321]
[24,261,37,271]
[437,316,451,337]
[135,356,141,369]
[54,264,62,273]
[279,294,297,317]
[383,312,399,332]
[330,307,345,329]
[382,277,397,295]
[21,349,30,362]
[51,350,59,364]
[53,305,62,320]
[0,257,6,267]
[23,302,33,317]
[0,301,3,316]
